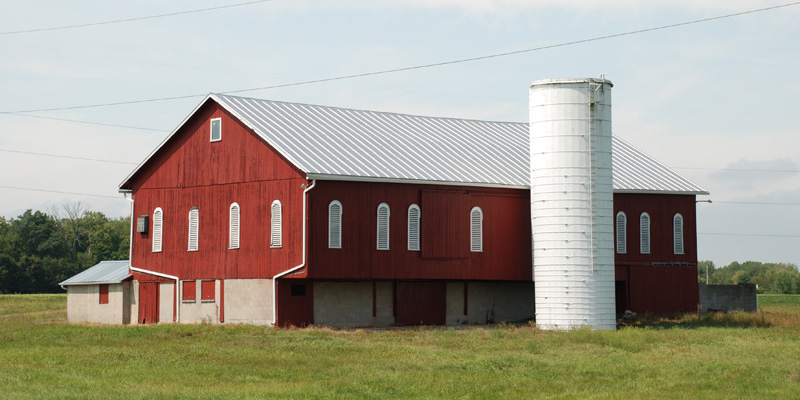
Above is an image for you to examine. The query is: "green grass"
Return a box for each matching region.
[1,295,799,399]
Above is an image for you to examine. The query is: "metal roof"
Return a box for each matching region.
[120,93,707,195]
[60,260,131,286]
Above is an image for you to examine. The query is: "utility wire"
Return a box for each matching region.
[0,0,273,35]
[713,201,800,206]
[700,232,800,238]
[0,185,121,199]
[674,167,799,173]
[0,149,138,165]
[4,1,799,114]
[2,112,168,132]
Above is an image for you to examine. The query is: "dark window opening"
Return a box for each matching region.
[291,284,306,296]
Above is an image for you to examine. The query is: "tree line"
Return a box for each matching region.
[698,260,800,294]
[0,203,129,294]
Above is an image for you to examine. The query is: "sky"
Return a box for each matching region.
[1,0,798,269]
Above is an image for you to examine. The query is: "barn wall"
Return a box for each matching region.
[129,100,308,281]
[179,280,220,323]
[613,193,699,314]
[313,281,394,327]
[306,181,532,281]
[613,193,698,265]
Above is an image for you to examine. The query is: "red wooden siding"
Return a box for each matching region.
[138,282,160,324]
[421,190,468,259]
[396,281,446,325]
[128,101,308,280]
[613,193,698,265]
[99,284,109,304]
[616,264,699,313]
[276,280,313,327]
[306,181,532,281]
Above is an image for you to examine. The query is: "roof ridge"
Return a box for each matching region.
[212,93,528,126]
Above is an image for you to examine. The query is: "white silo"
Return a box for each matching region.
[529,78,616,330]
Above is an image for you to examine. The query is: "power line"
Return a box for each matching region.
[0,0,273,35]
[0,185,121,199]
[0,149,138,165]
[700,232,800,238]
[713,201,800,206]
[4,1,799,114]
[674,167,798,173]
[2,112,168,132]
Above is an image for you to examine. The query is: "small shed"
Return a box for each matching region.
[60,260,132,324]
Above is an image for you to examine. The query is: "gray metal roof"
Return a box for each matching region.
[120,93,707,195]
[60,260,131,286]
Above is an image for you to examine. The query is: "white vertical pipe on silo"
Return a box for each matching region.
[529,78,616,330]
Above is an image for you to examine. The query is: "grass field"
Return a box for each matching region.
[1,294,799,399]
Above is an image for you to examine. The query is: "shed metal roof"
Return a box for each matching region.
[60,260,131,286]
[120,93,707,195]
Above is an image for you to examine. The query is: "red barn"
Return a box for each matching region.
[116,92,706,327]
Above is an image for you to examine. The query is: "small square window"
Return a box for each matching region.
[210,118,221,142]
[291,284,306,297]
[201,280,215,302]
[182,281,196,302]
[99,284,109,304]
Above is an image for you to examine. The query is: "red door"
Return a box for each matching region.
[276,280,314,328]
[396,281,446,325]
[138,282,160,324]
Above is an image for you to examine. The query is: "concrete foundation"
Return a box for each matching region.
[313,282,394,326]
[699,283,758,313]
[447,282,535,325]
[223,279,274,325]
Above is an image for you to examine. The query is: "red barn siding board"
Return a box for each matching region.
[306,181,532,281]
[628,265,698,314]
[128,100,307,281]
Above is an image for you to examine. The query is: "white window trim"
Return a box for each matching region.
[470,206,483,253]
[407,204,421,251]
[210,118,222,142]
[376,203,390,250]
[229,202,240,250]
[640,212,651,255]
[188,206,199,252]
[152,207,163,253]
[328,200,342,249]
[615,211,626,254]
[271,200,282,248]
[673,213,685,255]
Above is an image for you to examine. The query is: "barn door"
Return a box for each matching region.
[396,281,446,325]
[138,282,160,324]
[276,280,314,328]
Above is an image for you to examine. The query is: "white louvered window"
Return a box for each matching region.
[329,200,342,249]
[377,203,390,250]
[229,202,240,249]
[615,211,626,254]
[673,213,684,255]
[407,204,421,251]
[271,200,282,248]
[470,206,483,253]
[152,207,163,253]
[188,206,199,252]
[640,212,651,255]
